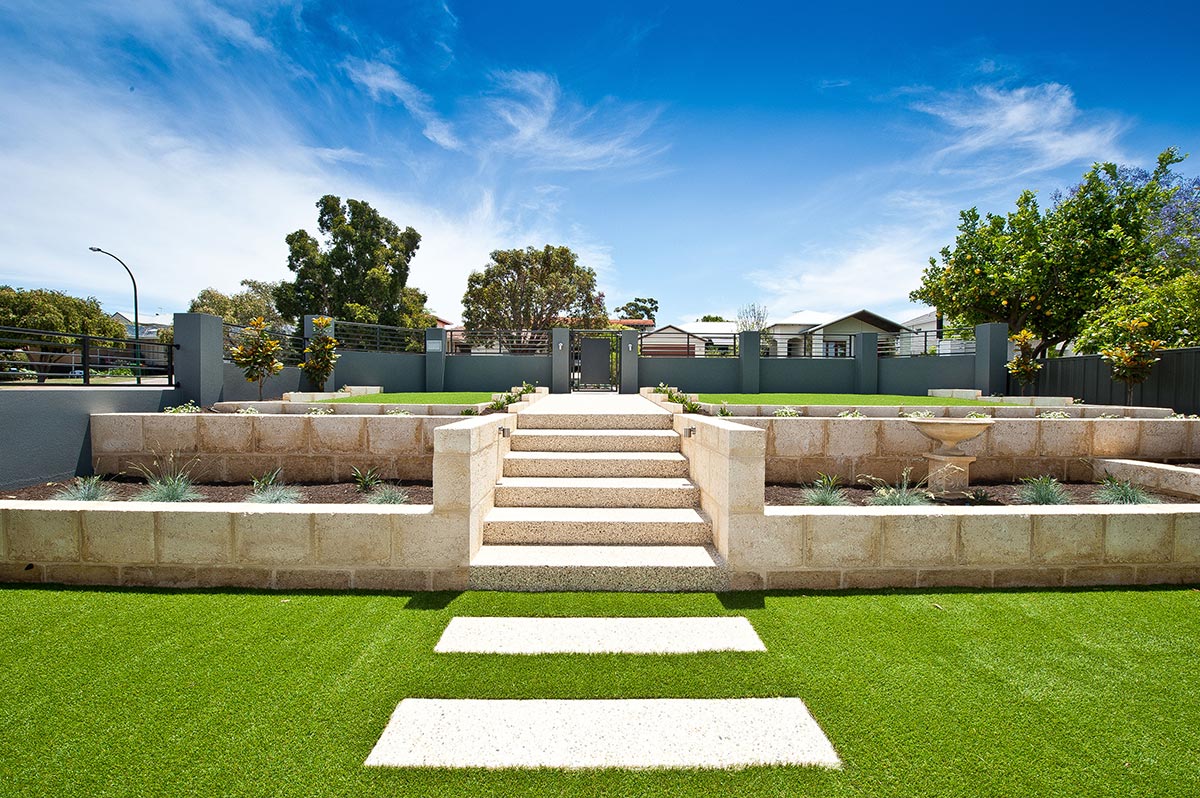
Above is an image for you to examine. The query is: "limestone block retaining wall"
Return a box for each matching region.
[706,404,1172,418]
[1094,459,1200,499]
[91,413,460,482]
[0,502,468,591]
[727,505,1200,590]
[432,413,513,555]
[736,417,1200,484]
[674,415,766,558]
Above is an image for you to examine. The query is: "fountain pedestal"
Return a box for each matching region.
[907,418,994,493]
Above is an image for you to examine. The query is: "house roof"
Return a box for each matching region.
[111,311,176,327]
[678,321,737,336]
[612,318,656,328]
[806,309,909,334]
[766,310,838,328]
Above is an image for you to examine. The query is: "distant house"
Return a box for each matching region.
[110,311,175,339]
[643,309,910,358]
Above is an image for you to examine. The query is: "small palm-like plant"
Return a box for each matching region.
[251,468,282,491]
[247,484,302,504]
[351,465,382,493]
[1092,476,1154,505]
[1016,475,1070,505]
[962,487,995,505]
[716,402,733,417]
[367,485,410,504]
[860,468,932,506]
[801,473,851,506]
[53,475,115,501]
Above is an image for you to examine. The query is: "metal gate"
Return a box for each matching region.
[570,330,620,391]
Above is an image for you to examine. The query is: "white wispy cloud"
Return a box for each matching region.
[484,70,665,171]
[912,82,1126,177]
[343,57,462,150]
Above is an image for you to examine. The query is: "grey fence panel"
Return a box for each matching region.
[638,358,740,393]
[759,358,856,393]
[333,352,425,393]
[0,386,176,488]
[1022,347,1200,413]
[878,354,975,395]
[220,364,303,402]
[444,355,553,392]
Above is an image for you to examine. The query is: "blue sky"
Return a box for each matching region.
[1,1,1197,326]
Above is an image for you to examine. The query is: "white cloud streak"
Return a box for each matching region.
[343,57,462,150]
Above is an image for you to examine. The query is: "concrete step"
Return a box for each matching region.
[516,412,673,430]
[503,451,690,478]
[483,507,712,545]
[469,544,729,592]
[510,429,681,453]
[493,477,700,509]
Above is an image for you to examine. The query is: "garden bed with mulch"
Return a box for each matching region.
[765,481,1190,507]
[3,478,434,504]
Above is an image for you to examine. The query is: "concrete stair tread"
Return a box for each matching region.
[472,544,722,568]
[496,477,695,489]
[504,451,686,462]
[485,506,706,523]
[511,429,678,438]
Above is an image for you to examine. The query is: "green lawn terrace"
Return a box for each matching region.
[700,392,1007,407]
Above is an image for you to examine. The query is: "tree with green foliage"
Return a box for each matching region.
[461,245,607,330]
[274,195,426,327]
[1100,319,1165,405]
[228,317,284,400]
[910,148,1190,357]
[189,279,285,328]
[698,314,727,322]
[0,286,126,382]
[615,297,658,321]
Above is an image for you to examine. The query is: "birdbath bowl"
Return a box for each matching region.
[908,418,994,492]
[907,418,993,456]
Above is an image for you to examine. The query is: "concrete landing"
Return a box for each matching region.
[434,616,766,654]
[483,506,711,545]
[469,544,728,591]
[365,698,841,769]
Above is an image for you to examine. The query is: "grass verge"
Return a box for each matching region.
[322,391,493,404]
[1,587,1197,797]
[699,393,1008,406]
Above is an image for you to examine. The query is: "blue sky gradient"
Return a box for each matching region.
[1,0,1196,325]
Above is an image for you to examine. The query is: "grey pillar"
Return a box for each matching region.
[974,322,1009,395]
[739,331,760,394]
[173,313,224,407]
[619,330,639,394]
[551,328,570,393]
[425,328,446,392]
[854,332,878,394]
[301,315,333,391]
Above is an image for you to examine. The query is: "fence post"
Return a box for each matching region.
[974,322,1009,395]
[173,313,224,406]
[551,328,570,393]
[619,330,638,394]
[425,328,447,392]
[738,331,760,394]
[853,332,878,394]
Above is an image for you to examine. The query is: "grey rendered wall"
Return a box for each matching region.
[1028,347,1200,413]
[333,352,426,393]
[638,358,740,394]
[220,364,303,402]
[878,355,975,395]
[759,358,856,393]
[0,387,175,488]
[443,355,553,391]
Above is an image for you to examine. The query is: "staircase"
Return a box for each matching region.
[469,396,729,591]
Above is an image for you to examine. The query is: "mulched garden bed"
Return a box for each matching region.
[766,481,1190,507]
[4,478,434,505]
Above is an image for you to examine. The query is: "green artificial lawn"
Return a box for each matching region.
[322,391,493,404]
[700,393,1007,406]
[2,587,1198,797]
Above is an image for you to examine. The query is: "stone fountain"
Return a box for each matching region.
[907,418,994,492]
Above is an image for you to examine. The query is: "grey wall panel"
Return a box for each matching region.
[333,352,426,393]
[878,355,975,396]
[638,358,740,394]
[759,359,856,393]
[220,364,302,402]
[1027,348,1200,413]
[444,356,553,392]
[0,387,175,488]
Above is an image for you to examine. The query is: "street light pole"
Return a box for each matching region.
[89,247,141,385]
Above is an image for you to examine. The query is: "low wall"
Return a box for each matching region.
[759,358,856,393]
[878,355,974,396]
[90,413,460,482]
[640,358,740,394]
[1094,459,1200,499]
[333,351,425,393]
[737,417,1200,484]
[726,505,1200,590]
[705,404,1172,418]
[0,387,177,489]
[443,355,552,392]
[221,364,303,402]
[674,415,765,559]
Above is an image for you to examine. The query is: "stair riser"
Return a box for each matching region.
[503,458,689,478]
[468,566,729,592]
[483,521,712,546]
[517,414,673,430]
[510,435,680,453]
[494,486,700,509]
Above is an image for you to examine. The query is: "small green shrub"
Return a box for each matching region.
[306,406,334,416]
[460,407,479,416]
[137,474,202,503]
[299,316,339,390]
[1016,475,1070,505]
[1093,476,1154,505]
[774,407,800,417]
[366,485,410,504]
[801,473,851,506]
[716,402,733,417]
[1096,413,1125,419]
[163,400,203,414]
[351,466,382,493]
[965,411,990,419]
[837,409,865,418]
[517,381,536,396]
[962,487,995,505]
[860,469,932,506]
[653,382,670,394]
[1037,410,1071,419]
[679,399,702,413]
[1167,413,1199,419]
[247,485,302,504]
[52,475,115,502]
[386,408,413,416]
[899,410,935,418]
[235,406,260,415]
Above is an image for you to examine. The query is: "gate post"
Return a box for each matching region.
[425,328,446,392]
[619,330,638,394]
[551,328,570,393]
[739,331,761,394]
[853,332,878,394]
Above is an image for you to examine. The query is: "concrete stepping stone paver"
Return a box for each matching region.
[434,616,766,654]
[364,697,841,770]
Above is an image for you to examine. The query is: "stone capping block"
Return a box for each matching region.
[90,414,145,454]
[142,414,201,454]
